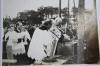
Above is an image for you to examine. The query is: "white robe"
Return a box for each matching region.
[27,28,53,60]
[5,31,18,59]
[21,31,31,45]
[12,32,25,55]
[49,26,62,56]
[5,31,18,46]
[5,30,31,55]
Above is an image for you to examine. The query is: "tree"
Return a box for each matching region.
[37,6,45,18]
[3,17,12,28]
[38,6,59,19]
[16,10,43,25]
[62,7,69,18]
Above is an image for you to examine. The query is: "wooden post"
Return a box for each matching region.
[77,0,85,63]
[73,0,75,8]
[78,0,85,10]
[59,0,61,17]
[93,0,96,9]
[68,0,70,23]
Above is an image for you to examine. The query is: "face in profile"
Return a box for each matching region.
[16,22,23,30]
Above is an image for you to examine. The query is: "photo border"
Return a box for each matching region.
[0,0,100,66]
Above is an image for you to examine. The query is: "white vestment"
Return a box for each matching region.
[5,30,31,55]
[5,31,18,46]
[27,28,53,60]
[49,26,61,56]
[5,31,18,59]
[12,32,25,55]
[21,31,31,45]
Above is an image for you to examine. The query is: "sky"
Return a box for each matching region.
[3,0,94,18]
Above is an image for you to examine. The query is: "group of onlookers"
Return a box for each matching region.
[3,17,77,65]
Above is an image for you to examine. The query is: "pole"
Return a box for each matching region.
[78,0,85,10]
[59,0,61,17]
[73,0,75,8]
[68,0,70,22]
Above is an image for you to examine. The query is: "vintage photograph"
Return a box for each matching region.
[2,0,99,65]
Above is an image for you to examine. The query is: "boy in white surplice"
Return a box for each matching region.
[12,22,31,64]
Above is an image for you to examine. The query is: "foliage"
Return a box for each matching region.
[3,17,12,28]
[3,6,78,28]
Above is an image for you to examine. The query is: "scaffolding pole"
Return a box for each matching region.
[59,0,61,17]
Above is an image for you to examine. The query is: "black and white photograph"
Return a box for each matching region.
[2,0,100,65]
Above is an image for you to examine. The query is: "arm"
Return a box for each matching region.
[4,32,9,41]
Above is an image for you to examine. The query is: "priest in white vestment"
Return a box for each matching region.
[27,20,53,64]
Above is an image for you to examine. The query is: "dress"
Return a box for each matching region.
[5,31,17,59]
[27,28,53,61]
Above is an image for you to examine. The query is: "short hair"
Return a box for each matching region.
[43,20,52,26]
[16,21,23,27]
[40,20,52,30]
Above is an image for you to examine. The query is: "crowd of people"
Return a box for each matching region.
[3,17,77,65]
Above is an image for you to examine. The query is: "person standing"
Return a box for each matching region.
[12,22,30,65]
[4,24,16,59]
[28,25,36,38]
[20,26,32,64]
[49,17,62,56]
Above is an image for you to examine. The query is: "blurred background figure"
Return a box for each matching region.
[28,25,36,38]
[4,24,15,59]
